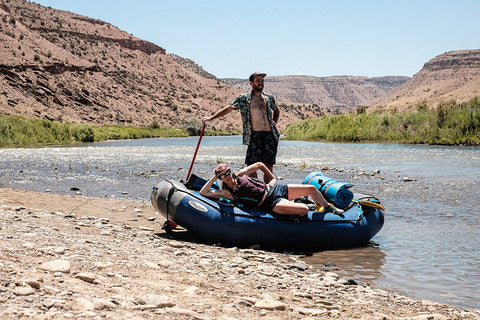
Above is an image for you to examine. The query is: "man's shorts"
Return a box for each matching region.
[245,131,278,165]
[259,183,288,212]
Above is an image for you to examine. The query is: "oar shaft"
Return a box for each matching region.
[186,123,206,181]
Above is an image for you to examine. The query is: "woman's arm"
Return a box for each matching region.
[199,175,233,200]
[237,162,276,185]
[237,163,260,177]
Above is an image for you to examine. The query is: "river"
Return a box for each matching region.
[1,136,479,309]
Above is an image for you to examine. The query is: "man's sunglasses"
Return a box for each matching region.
[218,169,231,180]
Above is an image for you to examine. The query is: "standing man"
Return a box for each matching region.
[202,72,280,174]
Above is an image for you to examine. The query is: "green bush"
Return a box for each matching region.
[181,117,203,136]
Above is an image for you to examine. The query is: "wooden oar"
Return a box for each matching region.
[354,200,385,210]
[186,122,206,181]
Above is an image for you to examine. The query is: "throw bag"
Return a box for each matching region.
[302,172,353,209]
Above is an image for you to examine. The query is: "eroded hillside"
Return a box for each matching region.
[370,50,480,110]
[0,0,243,129]
[223,75,409,111]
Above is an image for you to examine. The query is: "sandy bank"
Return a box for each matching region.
[1,188,478,319]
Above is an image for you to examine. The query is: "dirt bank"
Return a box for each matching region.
[1,188,478,319]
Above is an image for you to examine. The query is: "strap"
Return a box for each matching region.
[165,183,177,222]
[356,204,364,223]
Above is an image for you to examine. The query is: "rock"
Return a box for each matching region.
[254,299,286,310]
[38,259,71,273]
[287,262,308,271]
[54,247,66,254]
[141,294,175,308]
[297,307,328,316]
[24,279,42,289]
[231,299,253,307]
[13,286,36,296]
[72,298,95,311]
[22,242,35,249]
[168,307,202,318]
[141,260,161,269]
[138,226,154,231]
[403,314,449,320]
[182,285,198,295]
[324,272,339,278]
[42,298,56,309]
[95,261,114,269]
[75,273,97,283]
[323,277,337,286]
[93,298,118,310]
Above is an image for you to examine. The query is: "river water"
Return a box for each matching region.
[1,136,479,309]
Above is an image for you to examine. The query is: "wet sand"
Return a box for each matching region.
[1,187,479,319]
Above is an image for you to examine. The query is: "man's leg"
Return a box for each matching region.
[245,131,278,177]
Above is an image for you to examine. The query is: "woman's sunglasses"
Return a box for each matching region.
[218,169,231,180]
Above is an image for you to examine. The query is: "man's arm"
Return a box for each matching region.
[273,108,280,124]
[203,105,234,123]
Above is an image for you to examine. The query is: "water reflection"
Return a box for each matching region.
[301,245,386,281]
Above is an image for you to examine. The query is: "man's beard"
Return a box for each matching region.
[252,84,263,93]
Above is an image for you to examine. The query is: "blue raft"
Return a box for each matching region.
[151,174,385,250]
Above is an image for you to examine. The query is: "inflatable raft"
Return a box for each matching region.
[151,173,385,250]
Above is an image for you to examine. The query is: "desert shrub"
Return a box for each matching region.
[181,117,203,136]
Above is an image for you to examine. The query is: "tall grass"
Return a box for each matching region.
[283,97,480,145]
[0,116,187,148]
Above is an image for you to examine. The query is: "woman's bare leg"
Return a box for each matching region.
[286,184,329,207]
[271,199,309,216]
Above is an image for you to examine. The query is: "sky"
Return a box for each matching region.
[33,0,480,79]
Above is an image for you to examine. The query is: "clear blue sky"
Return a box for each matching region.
[34,0,480,79]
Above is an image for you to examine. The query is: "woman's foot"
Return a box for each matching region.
[316,203,344,215]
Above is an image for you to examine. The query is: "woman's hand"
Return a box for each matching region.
[199,174,233,200]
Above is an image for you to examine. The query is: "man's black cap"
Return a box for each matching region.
[249,72,267,82]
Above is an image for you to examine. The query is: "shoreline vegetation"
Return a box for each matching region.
[1,97,479,148]
[0,116,240,148]
[284,97,480,146]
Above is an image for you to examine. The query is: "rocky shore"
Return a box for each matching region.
[1,188,478,319]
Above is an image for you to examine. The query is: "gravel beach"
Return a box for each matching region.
[1,187,479,319]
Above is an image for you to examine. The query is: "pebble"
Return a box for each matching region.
[13,286,36,296]
[297,307,328,316]
[71,297,95,311]
[141,294,175,308]
[75,272,97,283]
[38,259,71,273]
[254,298,287,310]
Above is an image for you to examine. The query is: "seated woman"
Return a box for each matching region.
[200,162,344,216]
